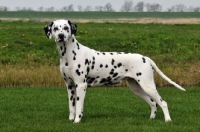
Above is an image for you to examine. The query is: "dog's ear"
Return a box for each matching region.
[44,22,54,39]
[68,20,77,36]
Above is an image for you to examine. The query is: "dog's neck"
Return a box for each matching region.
[56,36,76,60]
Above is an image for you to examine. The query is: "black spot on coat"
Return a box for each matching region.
[113,73,118,78]
[76,43,80,50]
[111,59,115,65]
[136,72,142,76]
[142,57,146,63]
[110,69,114,75]
[68,85,72,90]
[87,77,96,84]
[91,65,94,69]
[73,56,76,60]
[106,76,112,82]
[100,78,107,83]
[72,101,75,106]
[87,66,90,73]
[85,59,89,65]
[100,64,103,68]
[76,69,81,76]
[117,63,122,67]
[72,50,76,56]
[63,73,66,77]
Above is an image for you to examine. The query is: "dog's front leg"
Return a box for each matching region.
[74,83,87,123]
[67,84,76,121]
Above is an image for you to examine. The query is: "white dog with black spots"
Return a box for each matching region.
[44,20,185,123]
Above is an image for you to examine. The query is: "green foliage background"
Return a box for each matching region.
[0,12,200,87]
[0,21,200,65]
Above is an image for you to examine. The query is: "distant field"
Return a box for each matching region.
[1,12,200,19]
[1,12,200,24]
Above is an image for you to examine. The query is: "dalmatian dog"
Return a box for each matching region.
[44,19,185,123]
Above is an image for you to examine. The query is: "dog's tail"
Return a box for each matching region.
[147,57,186,91]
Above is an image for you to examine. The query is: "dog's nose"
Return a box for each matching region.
[58,34,64,39]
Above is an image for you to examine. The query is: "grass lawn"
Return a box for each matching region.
[0,87,199,131]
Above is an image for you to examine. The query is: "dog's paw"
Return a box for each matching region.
[69,118,74,121]
[74,115,82,123]
[69,113,75,121]
[165,119,172,122]
[73,119,81,123]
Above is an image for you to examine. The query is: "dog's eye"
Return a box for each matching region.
[54,27,58,31]
[64,26,69,30]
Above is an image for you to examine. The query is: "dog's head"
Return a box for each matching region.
[44,20,77,42]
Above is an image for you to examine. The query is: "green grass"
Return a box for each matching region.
[0,21,200,65]
[0,21,200,87]
[0,87,199,131]
[1,12,200,19]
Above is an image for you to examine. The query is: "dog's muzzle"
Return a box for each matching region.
[57,33,65,42]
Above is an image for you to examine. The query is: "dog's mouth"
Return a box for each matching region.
[57,34,66,42]
[57,38,64,42]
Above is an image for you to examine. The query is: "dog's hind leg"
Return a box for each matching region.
[127,78,157,119]
[138,80,171,122]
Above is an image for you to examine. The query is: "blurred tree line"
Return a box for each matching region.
[0,1,200,12]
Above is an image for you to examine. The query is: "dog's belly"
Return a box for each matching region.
[86,75,127,87]
[85,52,144,87]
